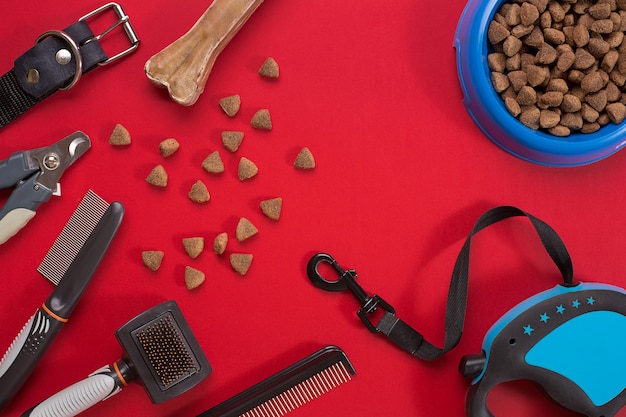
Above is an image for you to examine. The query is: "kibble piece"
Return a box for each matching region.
[581,71,607,93]
[546,78,568,93]
[536,42,558,64]
[582,103,600,122]
[586,90,608,112]
[159,138,180,157]
[236,217,258,242]
[503,35,523,56]
[548,125,571,136]
[219,94,241,117]
[183,237,204,259]
[250,109,272,130]
[528,0,548,13]
[184,266,205,290]
[590,19,614,33]
[504,3,521,25]
[506,54,521,71]
[588,38,611,59]
[602,50,620,72]
[573,48,596,70]
[572,25,590,47]
[512,23,535,38]
[526,64,547,86]
[488,52,507,72]
[109,124,131,146]
[508,70,528,91]
[146,165,168,187]
[519,106,541,129]
[539,109,561,128]
[142,251,164,271]
[222,131,244,152]
[238,157,259,180]
[539,91,564,108]
[230,253,253,275]
[606,32,624,49]
[581,122,601,133]
[606,81,621,102]
[521,2,540,26]
[548,1,566,22]
[543,27,565,45]
[556,50,576,72]
[561,112,584,130]
[294,147,316,169]
[589,2,612,19]
[524,26,544,48]
[488,20,510,44]
[213,232,228,255]
[259,57,279,78]
[517,85,538,105]
[505,96,522,116]
[561,94,582,112]
[606,102,626,123]
[260,197,283,220]
[188,180,210,203]
[202,151,225,174]
[492,72,511,92]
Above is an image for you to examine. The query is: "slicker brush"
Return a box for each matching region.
[21,300,211,417]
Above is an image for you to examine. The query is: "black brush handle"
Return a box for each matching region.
[0,306,65,409]
[21,360,134,417]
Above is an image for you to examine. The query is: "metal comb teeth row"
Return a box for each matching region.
[241,361,353,417]
[37,190,109,285]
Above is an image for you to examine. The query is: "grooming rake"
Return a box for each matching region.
[198,345,355,417]
[22,300,212,417]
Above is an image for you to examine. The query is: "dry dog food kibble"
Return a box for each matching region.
[294,147,316,169]
[202,151,225,174]
[260,197,282,220]
[109,124,131,146]
[142,250,164,271]
[159,138,180,157]
[259,57,279,78]
[230,253,253,275]
[236,217,258,241]
[213,232,228,255]
[219,94,241,117]
[183,237,204,259]
[188,180,210,203]
[487,0,626,136]
[185,266,205,290]
[146,165,168,187]
[238,157,259,180]
[222,131,244,152]
[250,109,272,130]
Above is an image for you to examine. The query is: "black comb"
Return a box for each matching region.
[21,300,211,417]
[198,345,355,417]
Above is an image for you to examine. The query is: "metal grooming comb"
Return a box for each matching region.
[0,190,123,412]
[37,189,111,284]
[21,300,212,417]
[198,345,356,417]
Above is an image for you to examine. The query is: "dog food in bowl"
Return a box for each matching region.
[455,0,626,166]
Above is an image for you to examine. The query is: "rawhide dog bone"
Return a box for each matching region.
[145,0,264,105]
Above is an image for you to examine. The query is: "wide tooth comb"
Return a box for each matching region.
[198,346,356,417]
[37,189,110,285]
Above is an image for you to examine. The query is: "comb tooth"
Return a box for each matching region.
[37,190,109,285]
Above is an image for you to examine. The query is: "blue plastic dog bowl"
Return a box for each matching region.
[454,0,626,167]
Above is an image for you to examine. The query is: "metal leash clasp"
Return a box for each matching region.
[307,253,396,333]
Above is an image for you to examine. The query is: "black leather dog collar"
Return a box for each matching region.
[0,3,139,128]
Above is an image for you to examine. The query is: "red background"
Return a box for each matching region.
[1,1,626,416]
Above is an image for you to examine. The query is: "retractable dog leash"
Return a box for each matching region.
[307,205,626,417]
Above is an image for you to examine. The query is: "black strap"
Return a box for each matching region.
[0,21,107,128]
[377,206,574,360]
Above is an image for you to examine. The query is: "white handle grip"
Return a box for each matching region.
[0,208,35,244]
[22,365,124,417]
